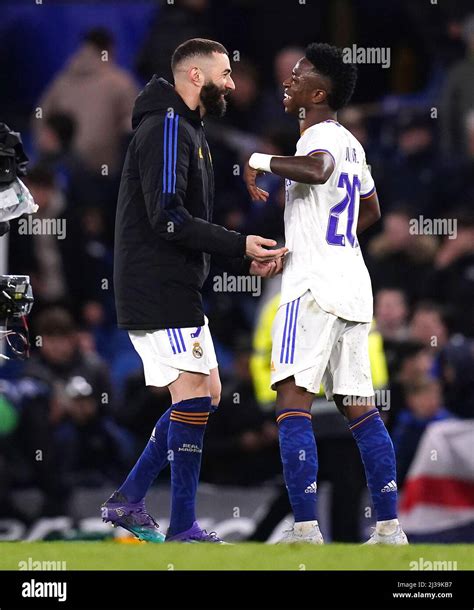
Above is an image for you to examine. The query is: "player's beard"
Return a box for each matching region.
[200,82,228,117]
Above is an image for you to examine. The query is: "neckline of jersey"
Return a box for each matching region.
[300,119,340,136]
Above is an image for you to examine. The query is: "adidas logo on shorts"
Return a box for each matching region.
[381,480,397,493]
[304,481,318,494]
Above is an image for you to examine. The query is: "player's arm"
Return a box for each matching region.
[244,151,334,201]
[137,117,286,262]
[357,190,381,233]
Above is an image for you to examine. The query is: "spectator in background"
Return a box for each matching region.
[377,113,440,215]
[386,341,435,430]
[35,113,76,167]
[409,302,449,356]
[440,13,474,157]
[23,307,112,423]
[260,46,303,139]
[392,378,454,486]
[222,59,263,134]
[15,377,71,516]
[366,206,438,301]
[423,211,474,337]
[374,287,411,384]
[60,205,115,339]
[35,28,138,174]
[34,112,85,198]
[375,288,410,341]
[9,165,67,305]
[439,336,474,419]
[135,0,212,84]
[54,376,134,487]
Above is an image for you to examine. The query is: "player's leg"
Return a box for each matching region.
[165,370,214,539]
[270,293,338,543]
[165,326,224,542]
[329,321,407,544]
[102,324,218,542]
[101,329,182,542]
[275,376,323,543]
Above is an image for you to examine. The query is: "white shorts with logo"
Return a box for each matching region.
[270,290,374,399]
[129,316,218,387]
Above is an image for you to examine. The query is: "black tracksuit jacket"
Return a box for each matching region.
[114,77,250,330]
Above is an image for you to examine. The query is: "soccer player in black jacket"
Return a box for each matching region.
[102,39,286,542]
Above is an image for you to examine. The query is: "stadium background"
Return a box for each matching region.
[0,0,472,545]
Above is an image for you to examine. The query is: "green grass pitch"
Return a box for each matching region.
[0,542,472,570]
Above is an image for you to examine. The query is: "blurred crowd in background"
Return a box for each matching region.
[0,0,473,540]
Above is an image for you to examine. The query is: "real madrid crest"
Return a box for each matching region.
[192,342,203,359]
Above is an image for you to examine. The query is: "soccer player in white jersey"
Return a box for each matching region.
[244,43,408,545]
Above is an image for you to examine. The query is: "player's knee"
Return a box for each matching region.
[334,394,376,421]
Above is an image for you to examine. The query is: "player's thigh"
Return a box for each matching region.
[209,366,221,406]
[168,371,211,404]
[275,376,315,414]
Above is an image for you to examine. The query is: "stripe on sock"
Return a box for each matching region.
[170,410,209,425]
[348,409,379,431]
[276,410,312,425]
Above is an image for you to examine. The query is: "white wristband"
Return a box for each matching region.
[249,153,273,173]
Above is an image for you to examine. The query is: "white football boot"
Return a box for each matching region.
[365,520,409,545]
[278,520,324,544]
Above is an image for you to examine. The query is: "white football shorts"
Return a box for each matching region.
[270,290,374,399]
[129,316,218,387]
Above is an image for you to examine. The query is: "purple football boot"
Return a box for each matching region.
[166,521,227,543]
[101,491,165,543]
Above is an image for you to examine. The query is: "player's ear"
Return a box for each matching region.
[188,66,202,87]
[312,88,326,104]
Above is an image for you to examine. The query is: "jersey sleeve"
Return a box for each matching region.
[360,156,376,199]
[296,124,337,168]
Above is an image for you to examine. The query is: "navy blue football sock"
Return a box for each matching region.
[277,409,318,522]
[349,408,398,521]
[167,396,211,535]
[118,407,171,503]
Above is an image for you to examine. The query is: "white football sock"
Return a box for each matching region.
[376,518,399,535]
[294,520,319,536]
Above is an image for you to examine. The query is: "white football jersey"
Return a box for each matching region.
[280,120,376,323]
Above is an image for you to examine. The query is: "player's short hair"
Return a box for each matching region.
[305,43,357,111]
[171,38,228,72]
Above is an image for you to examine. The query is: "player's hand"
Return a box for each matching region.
[244,163,269,202]
[249,256,284,277]
[246,235,288,262]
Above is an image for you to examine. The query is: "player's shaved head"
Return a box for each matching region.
[171,38,229,73]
